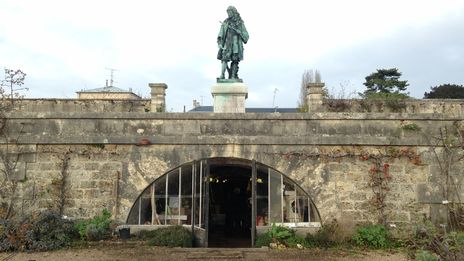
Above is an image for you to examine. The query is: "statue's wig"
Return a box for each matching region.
[226,6,243,25]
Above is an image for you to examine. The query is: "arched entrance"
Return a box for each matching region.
[126,158,321,247]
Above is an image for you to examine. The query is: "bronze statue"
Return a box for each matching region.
[217,6,249,81]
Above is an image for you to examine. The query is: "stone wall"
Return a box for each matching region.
[77,92,141,100]
[10,99,150,113]
[323,99,464,115]
[8,98,464,115]
[1,111,462,230]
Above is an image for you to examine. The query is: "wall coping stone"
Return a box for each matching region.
[6,112,463,121]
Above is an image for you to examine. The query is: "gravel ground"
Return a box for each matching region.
[0,241,409,261]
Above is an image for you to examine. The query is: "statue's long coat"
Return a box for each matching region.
[217,19,249,62]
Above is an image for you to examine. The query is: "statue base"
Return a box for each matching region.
[211,82,248,113]
[216,78,243,83]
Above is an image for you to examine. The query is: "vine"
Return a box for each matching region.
[366,158,391,225]
[264,146,423,224]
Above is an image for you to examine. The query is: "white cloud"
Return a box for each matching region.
[1,0,463,110]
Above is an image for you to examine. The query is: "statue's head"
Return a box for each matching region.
[227,6,238,18]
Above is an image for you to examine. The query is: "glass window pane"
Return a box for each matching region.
[181,165,193,225]
[256,165,268,226]
[139,189,152,225]
[269,169,282,223]
[154,175,167,225]
[283,177,297,223]
[296,188,309,222]
[309,200,320,222]
[167,170,180,225]
[194,162,201,227]
[126,197,140,224]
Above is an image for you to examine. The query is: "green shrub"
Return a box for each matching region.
[285,235,307,248]
[26,211,77,251]
[138,229,158,240]
[361,92,409,112]
[305,223,337,248]
[75,209,112,241]
[0,218,15,251]
[408,221,464,260]
[352,224,391,249]
[147,226,192,247]
[0,210,77,252]
[255,233,272,247]
[415,250,439,261]
[268,223,295,242]
[401,123,421,131]
[255,224,306,248]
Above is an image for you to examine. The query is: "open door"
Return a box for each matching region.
[191,159,210,247]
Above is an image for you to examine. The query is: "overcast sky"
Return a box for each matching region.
[1,1,463,111]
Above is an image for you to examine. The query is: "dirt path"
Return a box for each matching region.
[0,241,408,261]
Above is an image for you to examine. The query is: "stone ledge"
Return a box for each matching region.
[9,134,430,146]
[6,112,463,120]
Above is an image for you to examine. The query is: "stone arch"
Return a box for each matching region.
[126,157,322,227]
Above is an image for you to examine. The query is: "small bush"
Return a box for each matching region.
[75,209,112,241]
[255,233,272,247]
[305,223,337,248]
[138,229,158,240]
[352,224,391,249]
[409,221,464,260]
[361,92,409,112]
[0,210,77,252]
[255,224,306,248]
[401,123,421,131]
[147,226,192,247]
[268,223,295,243]
[415,250,439,261]
[325,99,352,112]
[285,235,307,248]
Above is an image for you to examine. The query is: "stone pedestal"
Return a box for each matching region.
[211,82,248,113]
[306,82,325,112]
[149,83,168,112]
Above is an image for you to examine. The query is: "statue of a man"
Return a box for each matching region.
[217,6,249,81]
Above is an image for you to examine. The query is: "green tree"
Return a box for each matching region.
[424,84,464,99]
[361,68,409,97]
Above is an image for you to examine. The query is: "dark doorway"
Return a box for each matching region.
[208,165,251,247]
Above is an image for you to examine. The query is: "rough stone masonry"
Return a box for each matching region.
[1,97,463,232]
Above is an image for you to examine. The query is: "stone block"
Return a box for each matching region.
[417,183,444,203]
[327,163,349,172]
[11,162,26,181]
[211,82,248,113]
[340,210,365,222]
[101,162,123,171]
[80,180,97,189]
[405,165,429,183]
[350,192,367,201]
[341,201,354,210]
[84,162,100,170]
[83,189,100,198]
[40,162,60,171]
[18,152,37,163]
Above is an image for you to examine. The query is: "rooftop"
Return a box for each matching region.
[189,106,298,113]
[77,86,133,93]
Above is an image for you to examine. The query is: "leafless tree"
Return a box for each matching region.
[0,68,28,219]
